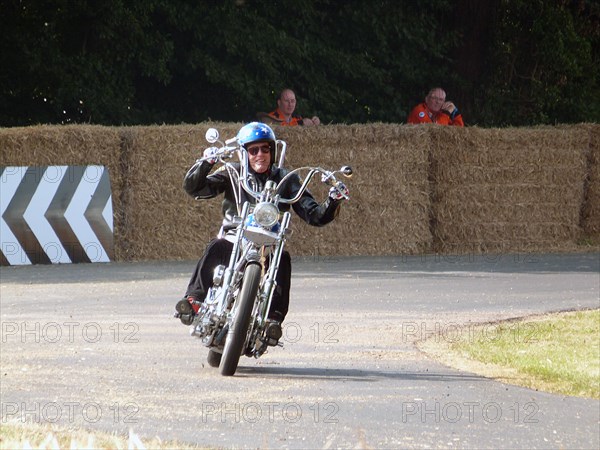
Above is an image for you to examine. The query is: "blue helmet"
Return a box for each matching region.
[237,122,276,152]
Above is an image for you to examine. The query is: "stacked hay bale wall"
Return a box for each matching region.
[428,125,592,253]
[119,124,227,261]
[1,123,598,261]
[275,124,432,256]
[581,124,600,240]
[114,123,432,259]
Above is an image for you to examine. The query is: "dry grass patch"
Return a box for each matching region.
[0,421,206,450]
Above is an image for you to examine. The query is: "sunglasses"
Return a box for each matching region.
[247,145,271,156]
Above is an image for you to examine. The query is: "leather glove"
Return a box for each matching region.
[203,147,218,164]
[329,182,349,201]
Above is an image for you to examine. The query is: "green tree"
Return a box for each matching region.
[476,0,600,126]
[134,0,456,124]
[1,0,597,126]
[0,0,173,125]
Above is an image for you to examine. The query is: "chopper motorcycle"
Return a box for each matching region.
[175,126,352,376]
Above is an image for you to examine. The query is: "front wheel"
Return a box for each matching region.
[219,263,261,376]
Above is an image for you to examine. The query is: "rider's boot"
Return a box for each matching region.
[174,295,201,325]
[265,310,284,346]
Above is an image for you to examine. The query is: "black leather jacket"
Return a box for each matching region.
[183,161,341,229]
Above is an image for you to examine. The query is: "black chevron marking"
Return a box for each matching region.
[0,174,10,263]
[0,167,11,265]
[0,250,9,266]
[85,168,114,260]
[2,167,51,264]
[45,166,91,263]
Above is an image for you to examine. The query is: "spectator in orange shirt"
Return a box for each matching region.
[259,89,321,126]
[407,87,464,126]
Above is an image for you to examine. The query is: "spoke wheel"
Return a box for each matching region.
[219,263,261,376]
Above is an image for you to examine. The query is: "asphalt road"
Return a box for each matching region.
[1,253,599,449]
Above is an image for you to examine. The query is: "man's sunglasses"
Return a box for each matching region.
[247,145,271,156]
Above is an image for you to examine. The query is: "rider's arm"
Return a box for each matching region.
[283,172,341,226]
[294,193,341,226]
[183,161,230,199]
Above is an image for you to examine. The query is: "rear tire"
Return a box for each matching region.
[219,263,261,376]
[207,349,222,368]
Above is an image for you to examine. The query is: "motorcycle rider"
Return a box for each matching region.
[175,122,348,343]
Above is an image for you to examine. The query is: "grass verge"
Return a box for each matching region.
[418,309,600,399]
[0,421,205,450]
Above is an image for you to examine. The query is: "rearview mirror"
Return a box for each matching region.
[205,128,219,144]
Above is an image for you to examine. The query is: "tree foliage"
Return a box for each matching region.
[477,0,600,126]
[1,0,598,127]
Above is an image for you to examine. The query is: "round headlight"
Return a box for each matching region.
[253,202,279,228]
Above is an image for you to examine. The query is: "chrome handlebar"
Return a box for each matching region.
[198,128,352,205]
[275,166,352,204]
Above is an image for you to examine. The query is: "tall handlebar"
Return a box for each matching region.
[197,132,351,204]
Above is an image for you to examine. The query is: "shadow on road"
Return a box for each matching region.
[237,365,492,383]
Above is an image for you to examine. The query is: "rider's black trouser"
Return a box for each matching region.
[185,238,290,322]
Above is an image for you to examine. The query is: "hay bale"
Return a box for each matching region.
[274,123,433,256]
[120,122,243,261]
[0,125,121,167]
[580,123,600,239]
[429,125,589,253]
[124,122,433,260]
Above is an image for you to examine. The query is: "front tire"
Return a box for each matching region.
[219,263,261,376]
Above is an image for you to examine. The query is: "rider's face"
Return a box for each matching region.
[247,142,271,173]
